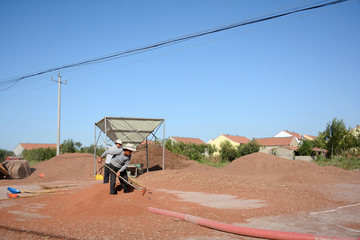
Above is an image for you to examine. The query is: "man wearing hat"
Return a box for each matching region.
[103,139,122,184]
[98,143,136,194]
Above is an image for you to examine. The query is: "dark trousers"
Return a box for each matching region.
[109,163,129,194]
[103,163,110,183]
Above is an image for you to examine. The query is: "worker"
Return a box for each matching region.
[103,139,122,184]
[98,143,136,194]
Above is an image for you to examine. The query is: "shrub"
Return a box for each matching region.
[22,147,56,161]
[219,140,238,162]
[164,139,213,161]
[238,139,260,157]
[296,140,315,156]
[0,149,14,163]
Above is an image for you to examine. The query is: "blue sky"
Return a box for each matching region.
[1,0,359,151]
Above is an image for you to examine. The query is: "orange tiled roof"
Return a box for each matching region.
[303,134,317,140]
[282,131,302,139]
[171,137,205,144]
[20,143,57,150]
[254,137,294,146]
[223,135,250,144]
[140,140,155,145]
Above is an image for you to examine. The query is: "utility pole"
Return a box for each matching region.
[51,72,67,156]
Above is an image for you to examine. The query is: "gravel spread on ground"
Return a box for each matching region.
[0,147,359,239]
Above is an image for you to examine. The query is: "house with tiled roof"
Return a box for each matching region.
[169,137,205,145]
[208,134,250,156]
[255,137,298,147]
[273,130,317,142]
[254,137,299,160]
[13,143,57,156]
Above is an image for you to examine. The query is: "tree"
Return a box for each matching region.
[296,140,314,156]
[165,139,212,161]
[0,149,13,163]
[313,131,327,150]
[22,147,56,161]
[80,144,105,156]
[219,140,238,162]
[324,118,347,158]
[60,139,77,153]
[238,139,260,157]
[75,141,82,150]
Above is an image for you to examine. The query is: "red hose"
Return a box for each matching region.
[148,207,359,240]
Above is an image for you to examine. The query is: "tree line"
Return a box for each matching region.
[165,138,260,163]
[0,140,105,163]
[1,117,359,164]
[297,118,360,158]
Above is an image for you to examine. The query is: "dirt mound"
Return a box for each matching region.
[130,145,193,170]
[27,153,95,181]
[222,152,360,183]
[223,152,324,175]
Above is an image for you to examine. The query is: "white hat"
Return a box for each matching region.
[123,143,136,152]
[115,139,122,145]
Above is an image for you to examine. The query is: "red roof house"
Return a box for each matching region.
[169,137,205,145]
[13,143,57,156]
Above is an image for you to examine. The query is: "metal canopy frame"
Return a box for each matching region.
[93,117,165,175]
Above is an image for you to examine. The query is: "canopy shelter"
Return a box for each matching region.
[94,117,165,175]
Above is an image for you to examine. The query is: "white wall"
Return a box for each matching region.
[13,144,24,156]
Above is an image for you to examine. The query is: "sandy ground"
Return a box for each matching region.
[0,148,359,240]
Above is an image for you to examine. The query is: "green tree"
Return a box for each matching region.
[75,141,82,150]
[206,144,217,156]
[165,139,211,161]
[60,139,78,153]
[313,131,327,150]
[0,149,13,163]
[219,140,238,162]
[324,118,347,158]
[238,139,260,157]
[296,140,315,156]
[80,144,105,156]
[22,147,56,161]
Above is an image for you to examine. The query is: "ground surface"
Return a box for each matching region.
[0,146,359,240]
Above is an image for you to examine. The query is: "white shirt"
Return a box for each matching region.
[105,145,118,164]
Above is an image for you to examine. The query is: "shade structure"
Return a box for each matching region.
[94,117,165,175]
[95,117,164,147]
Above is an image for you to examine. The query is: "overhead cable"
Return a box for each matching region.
[0,0,349,91]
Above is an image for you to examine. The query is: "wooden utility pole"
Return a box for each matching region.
[51,72,67,156]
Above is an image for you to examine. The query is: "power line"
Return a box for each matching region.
[0,0,349,92]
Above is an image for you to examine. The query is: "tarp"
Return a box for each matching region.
[95,117,164,147]
[3,160,31,179]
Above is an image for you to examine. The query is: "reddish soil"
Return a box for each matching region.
[0,148,359,239]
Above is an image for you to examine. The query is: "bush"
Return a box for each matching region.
[22,147,56,162]
[238,139,260,157]
[61,139,77,153]
[164,139,214,162]
[314,155,360,170]
[296,140,315,156]
[219,140,238,162]
[80,144,105,156]
[0,149,14,163]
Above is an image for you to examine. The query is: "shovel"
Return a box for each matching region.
[7,187,65,194]
[7,192,60,199]
[7,193,43,198]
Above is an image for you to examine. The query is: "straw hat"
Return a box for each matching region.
[114,139,122,145]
